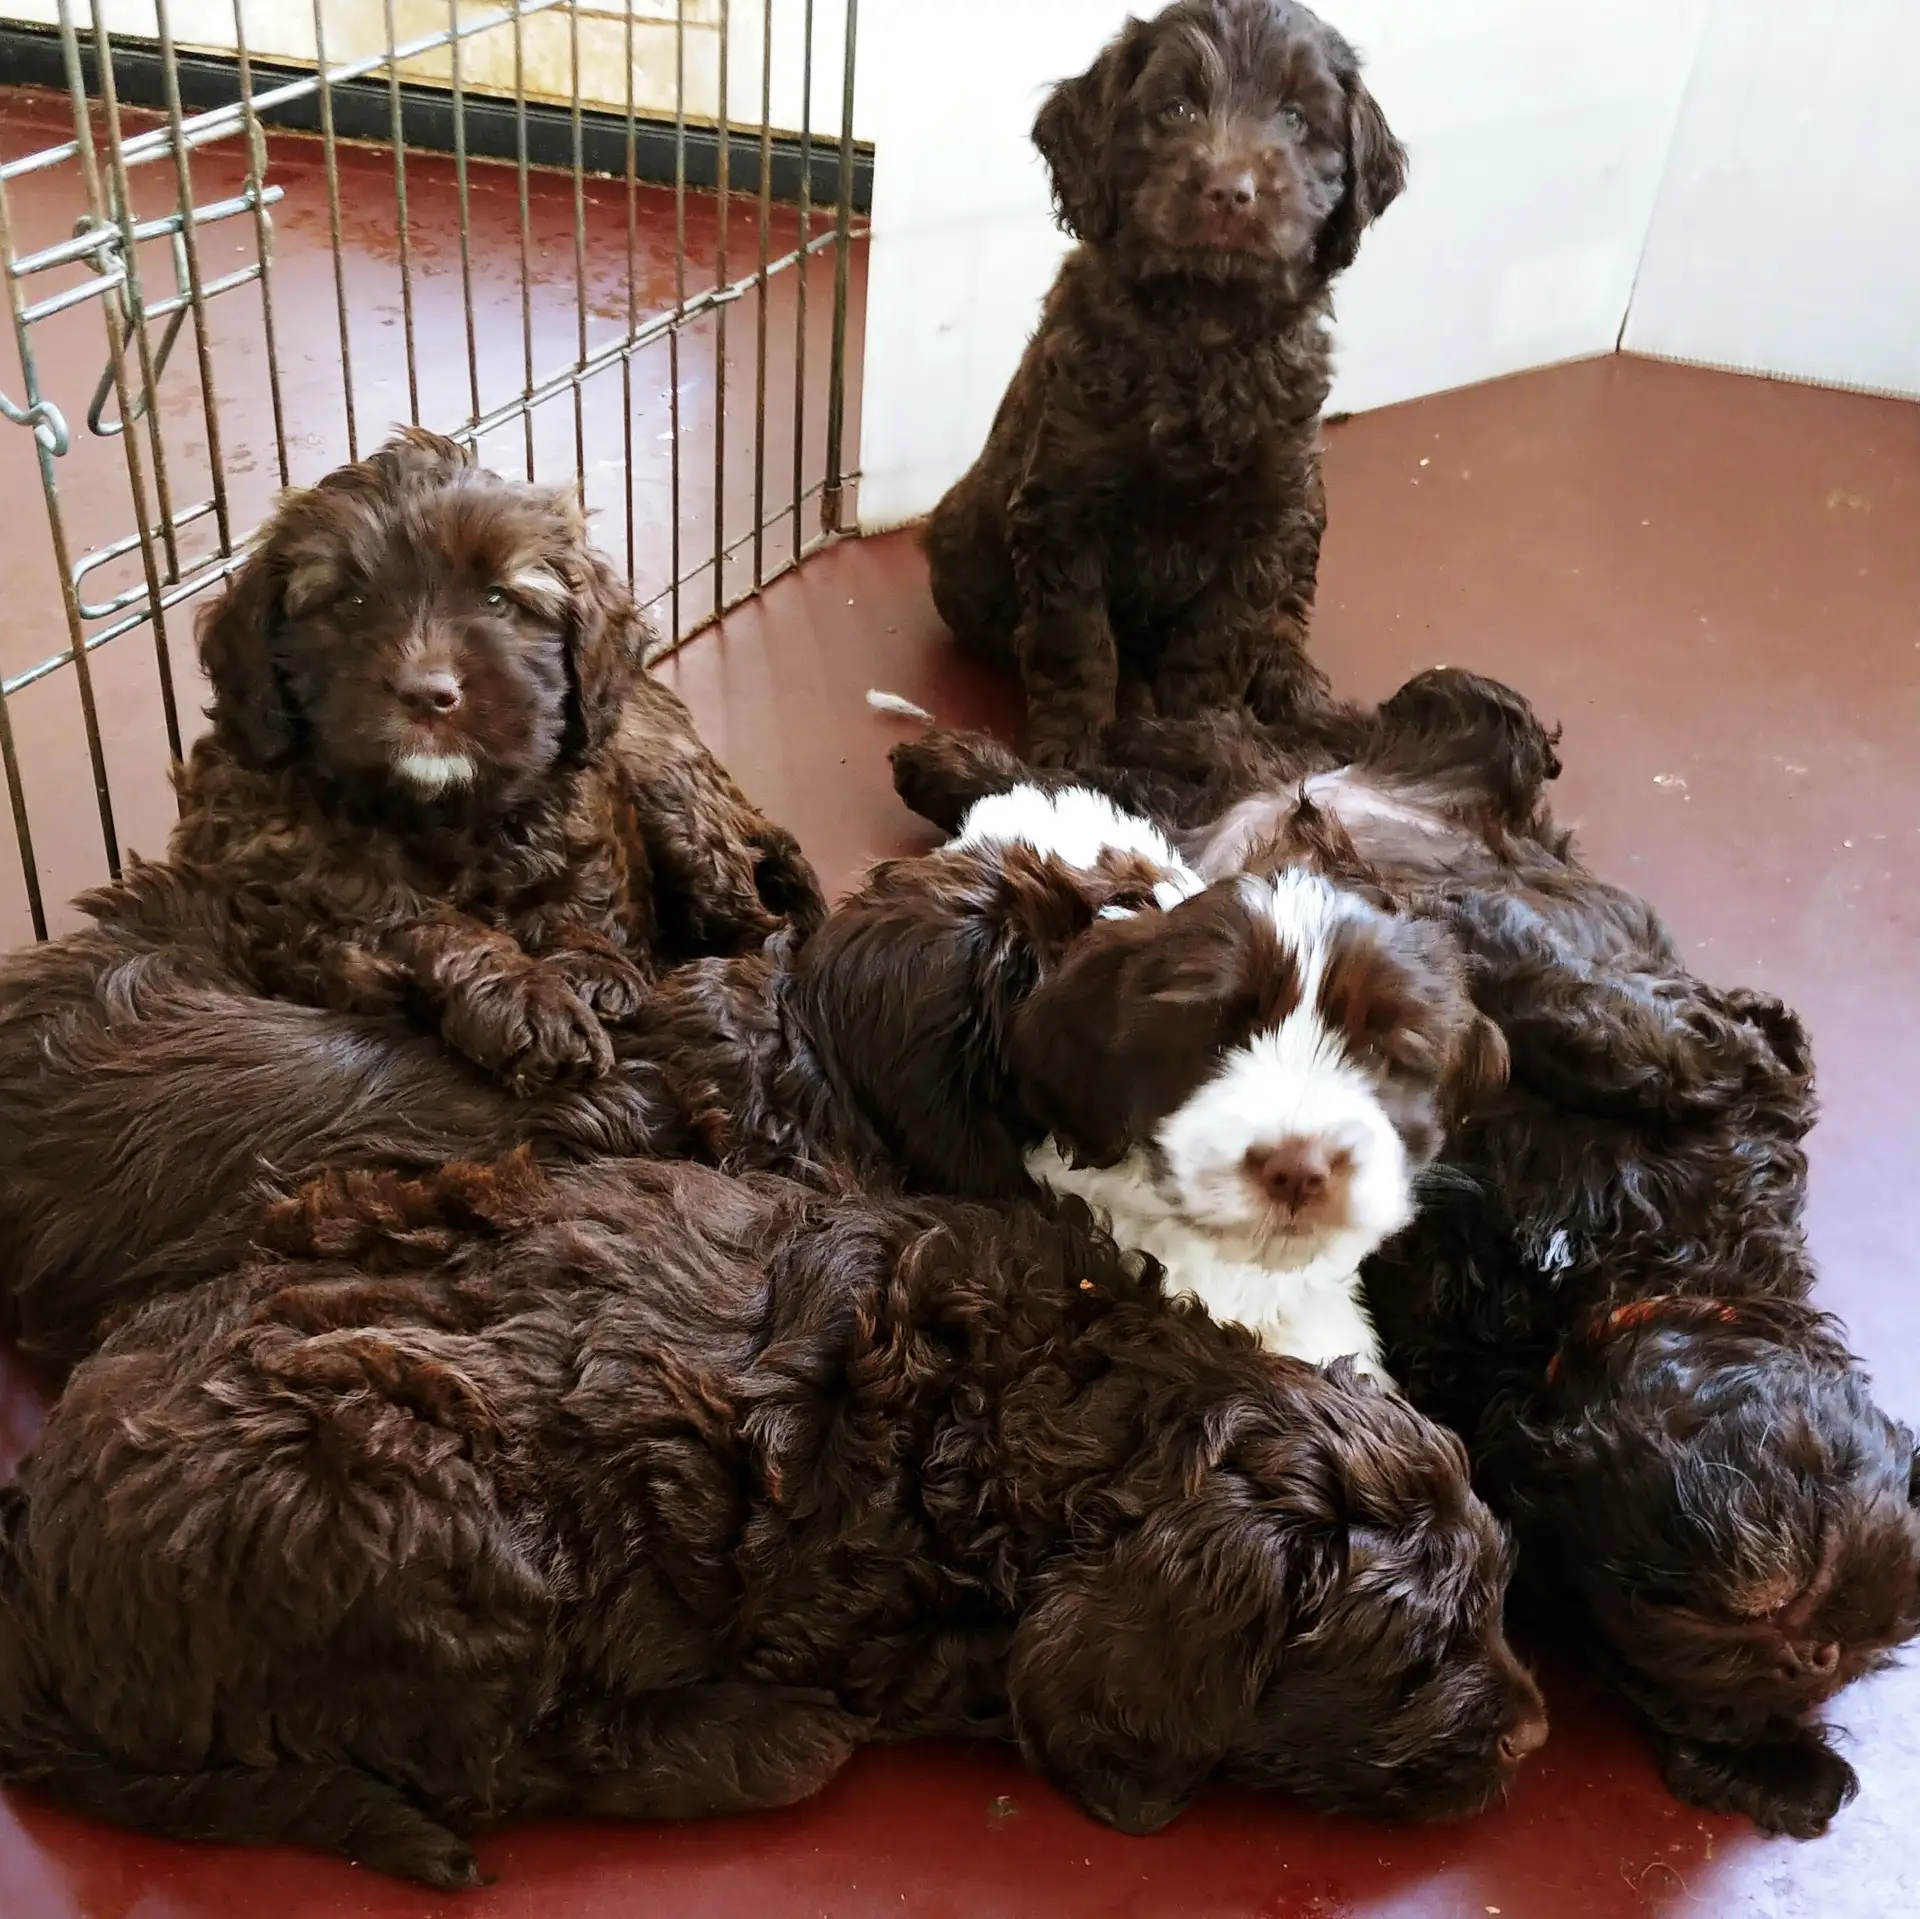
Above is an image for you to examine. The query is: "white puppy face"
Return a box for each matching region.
[1013,870,1507,1263]
[1152,874,1413,1263]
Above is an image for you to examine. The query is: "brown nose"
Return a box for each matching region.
[394,667,463,719]
[1205,167,1258,211]
[1497,1711,1550,1766]
[1245,1138,1333,1212]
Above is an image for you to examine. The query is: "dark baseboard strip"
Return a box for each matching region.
[0,24,873,213]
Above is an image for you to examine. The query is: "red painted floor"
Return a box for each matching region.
[2,99,1919,1919]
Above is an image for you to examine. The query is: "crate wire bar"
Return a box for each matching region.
[0,0,867,940]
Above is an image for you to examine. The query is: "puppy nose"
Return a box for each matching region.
[394,667,463,719]
[1205,168,1258,211]
[1245,1138,1333,1211]
[1497,1712,1550,1766]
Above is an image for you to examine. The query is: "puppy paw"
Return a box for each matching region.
[1656,1725,1859,1838]
[545,945,651,1022]
[377,1825,490,1891]
[444,969,614,1092]
[888,729,1025,832]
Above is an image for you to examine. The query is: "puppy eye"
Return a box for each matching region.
[483,587,509,610]
[339,592,366,614]
[1282,105,1307,135]
[1159,99,1195,126]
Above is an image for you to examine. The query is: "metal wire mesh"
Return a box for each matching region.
[0,0,868,942]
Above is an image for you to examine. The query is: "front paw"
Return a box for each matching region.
[1027,728,1096,772]
[1656,1725,1859,1838]
[545,945,651,1022]
[444,969,614,1093]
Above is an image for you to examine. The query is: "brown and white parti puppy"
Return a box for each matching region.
[175,427,821,1090]
[887,669,1920,1841]
[924,0,1406,764]
[0,1153,1546,1886]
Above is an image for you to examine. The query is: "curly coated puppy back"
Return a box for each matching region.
[0,1154,1544,1885]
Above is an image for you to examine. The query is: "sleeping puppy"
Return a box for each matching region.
[0,1152,1546,1886]
[925,0,1406,763]
[0,785,1204,1374]
[0,782,1494,1388]
[956,785,1507,1378]
[173,426,821,1091]
[887,670,1920,1841]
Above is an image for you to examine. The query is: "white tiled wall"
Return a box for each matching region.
[1621,0,1920,401]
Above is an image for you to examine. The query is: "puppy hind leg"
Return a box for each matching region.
[888,729,1036,833]
[556,1684,870,1823]
[33,1758,484,1888]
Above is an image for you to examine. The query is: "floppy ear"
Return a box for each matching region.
[1315,58,1407,277]
[1032,19,1150,243]
[1008,1409,1340,1833]
[546,491,646,763]
[1447,1010,1510,1117]
[1721,987,1814,1085]
[1011,886,1257,1168]
[196,538,298,769]
[787,845,1104,1196]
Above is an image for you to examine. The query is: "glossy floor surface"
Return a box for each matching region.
[2,345,1917,1913]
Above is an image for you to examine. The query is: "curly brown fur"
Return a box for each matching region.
[888,666,1920,1837]
[0,819,1188,1375]
[0,1152,1544,1886]
[923,0,1405,766]
[175,427,821,1092]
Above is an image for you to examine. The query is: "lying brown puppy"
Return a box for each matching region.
[887,668,1920,1840]
[175,426,820,1090]
[0,1153,1545,1886]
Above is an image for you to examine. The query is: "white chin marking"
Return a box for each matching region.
[1029,1139,1397,1384]
[1022,869,1419,1386]
[394,750,476,794]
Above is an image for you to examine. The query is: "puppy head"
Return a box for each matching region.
[1010,1369,1546,1831]
[1033,0,1406,287]
[1014,872,1507,1266]
[197,429,643,807]
[1501,1305,1920,1748]
[791,797,1196,1196]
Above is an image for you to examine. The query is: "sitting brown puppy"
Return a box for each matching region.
[174,427,821,1091]
[0,1152,1546,1887]
[924,0,1405,764]
[887,670,1920,1841]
